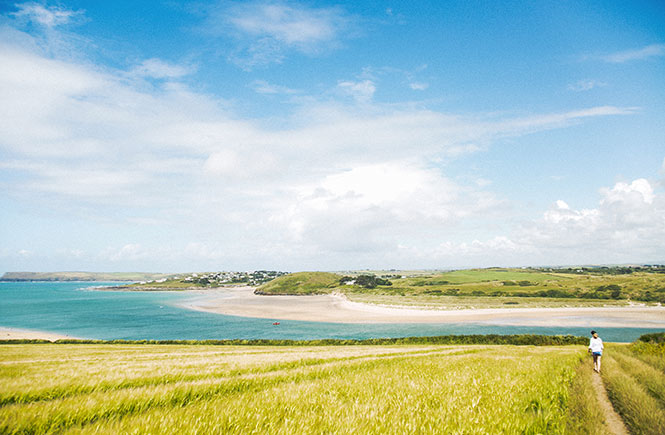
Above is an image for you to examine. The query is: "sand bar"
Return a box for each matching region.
[0,327,82,341]
[180,287,665,328]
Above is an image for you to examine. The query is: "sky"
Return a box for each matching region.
[0,0,664,273]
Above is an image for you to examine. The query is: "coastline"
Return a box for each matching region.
[179,287,665,328]
[0,327,83,341]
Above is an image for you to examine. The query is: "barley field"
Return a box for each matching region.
[0,342,611,434]
[602,335,665,435]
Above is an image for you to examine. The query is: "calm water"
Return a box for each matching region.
[0,282,662,342]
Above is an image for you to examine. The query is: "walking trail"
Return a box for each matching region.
[591,371,629,435]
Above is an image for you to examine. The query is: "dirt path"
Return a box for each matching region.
[592,371,629,435]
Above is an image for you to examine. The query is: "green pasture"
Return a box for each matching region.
[409,268,566,284]
[257,268,665,305]
[345,294,630,309]
[255,271,340,295]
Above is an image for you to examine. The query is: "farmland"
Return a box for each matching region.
[0,339,610,434]
[601,333,665,434]
[256,267,665,308]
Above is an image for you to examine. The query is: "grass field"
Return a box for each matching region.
[601,334,665,434]
[255,271,341,295]
[256,268,665,306]
[0,342,611,434]
[345,293,629,309]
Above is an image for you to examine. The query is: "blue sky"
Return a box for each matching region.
[0,0,664,272]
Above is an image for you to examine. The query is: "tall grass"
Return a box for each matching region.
[602,350,665,434]
[611,351,665,405]
[565,363,609,434]
[0,344,591,434]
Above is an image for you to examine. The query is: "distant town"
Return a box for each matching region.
[138,271,289,287]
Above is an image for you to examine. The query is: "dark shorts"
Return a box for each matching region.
[592,352,602,356]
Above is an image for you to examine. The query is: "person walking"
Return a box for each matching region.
[588,330,604,373]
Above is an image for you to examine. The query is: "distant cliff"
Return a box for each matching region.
[0,272,175,282]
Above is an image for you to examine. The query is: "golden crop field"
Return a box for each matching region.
[601,340,665,434]
[0,343,617,434]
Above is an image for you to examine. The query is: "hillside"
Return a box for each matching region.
[0,272,176,282]
[255,272,342,295]
[257,267,665,307]
[364,267,665,303]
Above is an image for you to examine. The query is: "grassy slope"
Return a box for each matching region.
[258,268,665,307]
[256,271,342,295]
[0,343,598,434]
[423,268,564,284]
[381,268,663,298]
[345,294,629,309]
[125,279,199,290]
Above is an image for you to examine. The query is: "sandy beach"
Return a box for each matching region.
[180,287,665,328]
[0,327,81,341]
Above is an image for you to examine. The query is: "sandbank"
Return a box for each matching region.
[179,287,665,328]
[0,327,82,341]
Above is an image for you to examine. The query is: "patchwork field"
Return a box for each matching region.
[0,341,614,434]
[256,268,665,308]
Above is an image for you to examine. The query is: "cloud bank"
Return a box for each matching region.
[0,3,662,271]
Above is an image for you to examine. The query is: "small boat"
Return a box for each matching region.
[272,322,280,325]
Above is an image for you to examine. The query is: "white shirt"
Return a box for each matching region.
[589,337,604,353]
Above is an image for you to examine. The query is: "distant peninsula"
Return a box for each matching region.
[0,272,177,282]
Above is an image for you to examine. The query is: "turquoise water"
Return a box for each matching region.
[0,282,662,341]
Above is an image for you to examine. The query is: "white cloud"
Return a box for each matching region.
[203,148,280,179]
[1,20,653,270]
[409,82,429,91]
[517,178,665,262]
[228,2,339,45]
[101,244,148,262]
[601,179,654,205]
[602,43,665,63]
[554,199,569,210]
[268,162,504,255]
[214,1,351,67]
[0,33,633,212]
[337,79,375,102]
[12,2,82,28]
[567,79,607,92]
[249,79,298,94]
[393,178,665,267]
[131,58,193,79]
[183,242,226,261]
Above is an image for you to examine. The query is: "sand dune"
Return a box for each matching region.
[180,287,665,328]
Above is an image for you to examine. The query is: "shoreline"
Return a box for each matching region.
[0,327,83,341]
[179,287,665,328]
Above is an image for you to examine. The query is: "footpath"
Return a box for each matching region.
[592,371,629,435]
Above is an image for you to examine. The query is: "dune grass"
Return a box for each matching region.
[256,271,342,294]
[0,343,601,434]
[256,268,665,306]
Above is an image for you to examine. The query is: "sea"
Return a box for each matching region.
[0,281,662,342]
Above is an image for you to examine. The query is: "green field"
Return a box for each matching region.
[256,268,665,306]
[0,340,619,434]
[255,271,341,295]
